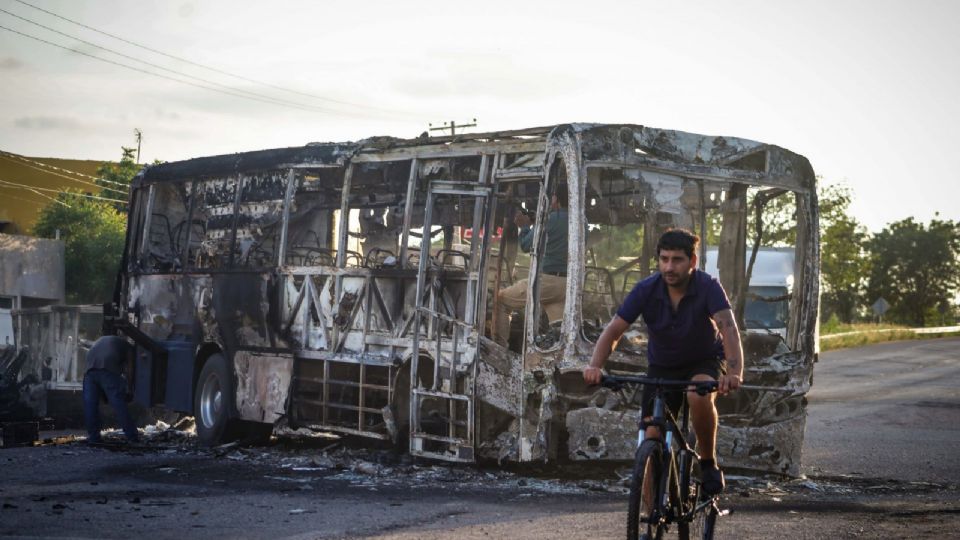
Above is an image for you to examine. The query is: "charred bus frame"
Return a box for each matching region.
[109,123,819,474]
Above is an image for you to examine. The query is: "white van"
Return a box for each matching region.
[705,247,794,338]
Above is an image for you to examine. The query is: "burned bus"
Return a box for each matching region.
[109,123,819,474]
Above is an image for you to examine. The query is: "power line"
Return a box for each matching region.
[0,190,59,208]
[0,180,69,207]
[0,24,377,118]
[0,153,128,196]
[11,0,422,119]
[0,151,129,187]
[0,8,389,119]
[0,178,127,204]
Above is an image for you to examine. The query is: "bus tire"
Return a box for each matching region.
[194,353,241,446]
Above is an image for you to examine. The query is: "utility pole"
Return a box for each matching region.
[134,128,142,164]
[428,118,477,136]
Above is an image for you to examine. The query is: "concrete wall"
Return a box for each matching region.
[0,233,65,303]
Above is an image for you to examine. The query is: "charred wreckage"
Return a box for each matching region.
[105,123,819,475]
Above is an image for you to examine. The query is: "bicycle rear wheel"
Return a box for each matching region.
[628,439,665,540]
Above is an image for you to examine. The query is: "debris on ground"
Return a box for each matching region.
[38,419,958,503]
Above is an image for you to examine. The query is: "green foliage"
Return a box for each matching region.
[30,146,141,303]
[32,191,126,303]
[820,312,843,334]
[866,216,960,326]
[748,181,854,247]
[820,328,920,351]
[819,321,960,351]
[747,188,796,247]
[820,213,870,322]
[817,183,855,231]
[95,146,138,213]
[588,223,645,270]
[744,182,869,323]
[923,303,958,326]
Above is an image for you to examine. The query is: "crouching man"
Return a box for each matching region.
[83,335,139,444]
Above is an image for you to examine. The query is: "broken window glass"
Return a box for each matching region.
[530,162,569,351]
[576,166,762,357]
[138,182,189,272]
[488,178,539,352]
[191,177,239,270]
[231,172,287,269]
[283,170,338,267]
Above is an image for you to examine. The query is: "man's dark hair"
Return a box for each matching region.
[553,183,568,208]
[656,228,700,259]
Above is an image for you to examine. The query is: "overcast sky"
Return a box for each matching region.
[0,0,957,232]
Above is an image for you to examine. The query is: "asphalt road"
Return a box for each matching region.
[1,337,958,539]
[802,336,960,482]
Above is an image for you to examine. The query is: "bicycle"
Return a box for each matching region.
[601,374,729,540]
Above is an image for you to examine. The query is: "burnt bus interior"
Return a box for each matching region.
[561,161,817,473]
[119,124,818,471]
[123,140,554,460]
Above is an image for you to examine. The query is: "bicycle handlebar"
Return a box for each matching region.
[601,375,717,395]
[600,374,794,394]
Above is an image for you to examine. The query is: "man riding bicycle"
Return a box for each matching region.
[583,229,743,496]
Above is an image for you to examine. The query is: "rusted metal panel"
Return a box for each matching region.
[475,337,522,417]
[566,407,639,460]
[234,351,293,424]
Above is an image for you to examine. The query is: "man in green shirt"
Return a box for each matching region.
[493,185,568,347]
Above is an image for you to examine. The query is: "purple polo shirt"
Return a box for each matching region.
[617,269,731,368]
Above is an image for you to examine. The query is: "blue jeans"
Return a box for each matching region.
[83,369,139,442]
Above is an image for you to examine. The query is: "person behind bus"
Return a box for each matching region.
[83,335,139,444]
[582,228,743,495]
[493,184,568,347]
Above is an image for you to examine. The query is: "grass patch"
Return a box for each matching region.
[820,321,906,335]
[820,323,960,351]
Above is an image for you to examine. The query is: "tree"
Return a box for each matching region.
[747,181,855,247]
[32,192,126,303]
[31,146,140,303]
[820,214,870,322]
[866,217,960,326]
[95,146,137,213]
[741,182,871,322]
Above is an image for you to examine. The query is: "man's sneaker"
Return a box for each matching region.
[700,465,725,496]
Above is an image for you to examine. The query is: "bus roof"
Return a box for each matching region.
[137,123,814,193]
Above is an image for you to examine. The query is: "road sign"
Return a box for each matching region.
[872,297,890,317]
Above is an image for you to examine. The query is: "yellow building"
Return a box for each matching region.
[0,154,109,234]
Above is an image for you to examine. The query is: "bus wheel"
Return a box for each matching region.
[194,353,240,446]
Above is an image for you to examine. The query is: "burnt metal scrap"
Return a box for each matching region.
[113,123,819,475]
[0,346,43,421]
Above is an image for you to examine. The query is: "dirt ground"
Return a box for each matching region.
[0,432,957,539]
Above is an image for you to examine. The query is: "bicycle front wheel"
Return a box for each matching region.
[679,454,719,540]
[628,439,665,540]
[688,503,718,539]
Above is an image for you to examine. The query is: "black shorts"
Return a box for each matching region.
[640,358,727,423]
